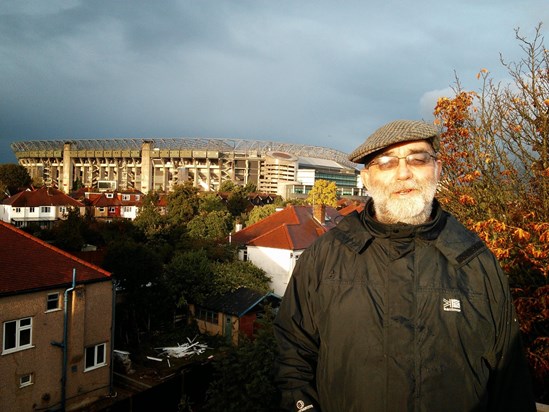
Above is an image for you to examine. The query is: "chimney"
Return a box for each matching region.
[313,204,326,224]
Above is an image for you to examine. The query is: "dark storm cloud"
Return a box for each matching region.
[0,0,547,163]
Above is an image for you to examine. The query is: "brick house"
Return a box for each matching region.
[0,221,114,411]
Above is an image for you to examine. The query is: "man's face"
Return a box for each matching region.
[360,140,442,225]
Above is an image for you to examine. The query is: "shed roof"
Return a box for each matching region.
[199,288,279,317]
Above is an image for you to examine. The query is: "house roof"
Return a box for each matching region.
[2,186,84,208]
[199,287,280,317]
[230,205,339,251]
[91,194,122,207]
[338,201,365,216]
[0,221,111,296]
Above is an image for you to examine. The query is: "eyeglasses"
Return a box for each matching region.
[368,152,437,171]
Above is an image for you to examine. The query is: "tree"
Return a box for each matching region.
[134,191,168,237]
[433,24,549,403]
[199,193,228,214]
[167,183,200,226]
[102,239,165,347]
[50,208,86,251]
[187,210,234,240]
[163,249,214,307]
[243,181,257,194]
[226,185,249,217]
[219,180,235,192]
[203,306,279,412]
[246,204,278,226]
[306,179,338,207]
[0,164,31,197]
[211,260,272,295]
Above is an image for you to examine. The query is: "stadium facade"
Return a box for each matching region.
[11,138,365,198]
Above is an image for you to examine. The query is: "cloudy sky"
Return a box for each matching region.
[1,0,547,164]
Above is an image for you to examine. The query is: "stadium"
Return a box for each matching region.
[11,138,365,198]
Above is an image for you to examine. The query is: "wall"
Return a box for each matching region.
[247,246,296,297]
[0,280,113,411]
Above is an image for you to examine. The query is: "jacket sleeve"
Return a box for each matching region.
[273,247,322,412]
[485,254,537,412]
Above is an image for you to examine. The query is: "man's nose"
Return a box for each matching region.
[396,158,413,179]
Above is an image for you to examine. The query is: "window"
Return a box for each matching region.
[122,194,130,201]
[46,292,60,311]
[108,207,116,213]
[3,318,33,354]
[106,193,114,198]
[59,206,66,213]
[19,373,33,388]
[14,207,21,213]
[196,307,218,324]
[40,206,51,213]
[85,343,107,371]
[98,207,105,212]
[29,207,35,213]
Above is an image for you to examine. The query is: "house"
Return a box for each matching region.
[71,188,144,221]
[0,186,85,228]
[0,221,114,411]
[229,205,341,296]
[189,288,280,346]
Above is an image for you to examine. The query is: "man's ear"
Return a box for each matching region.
[435,159,442,181]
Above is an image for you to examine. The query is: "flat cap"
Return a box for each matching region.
[348,120,439,164]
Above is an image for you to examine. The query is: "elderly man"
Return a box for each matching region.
[273,120,536,412]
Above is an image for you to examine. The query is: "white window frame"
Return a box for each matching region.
[46,292,61,312]
[19,373,33,388]
[3,317,33,354]
[40,206,51,213]
[59,206,67,213]
[29,207,35,213]
[108,207,116,213]
[84,343,107,371]
[122,194,130,201]
[106,193,114,199]
[14,207,21,213]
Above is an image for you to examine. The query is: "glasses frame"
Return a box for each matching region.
[367,152,437,171]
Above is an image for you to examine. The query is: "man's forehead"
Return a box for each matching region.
[380,140,433,155]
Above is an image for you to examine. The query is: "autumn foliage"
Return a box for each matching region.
[433,24,548,402]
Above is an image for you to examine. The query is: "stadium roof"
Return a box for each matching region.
[11,137,359,169]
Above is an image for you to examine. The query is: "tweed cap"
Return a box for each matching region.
[348,120,439,164]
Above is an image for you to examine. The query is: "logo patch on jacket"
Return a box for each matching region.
[443,298,461,312]
[296,400,314,411]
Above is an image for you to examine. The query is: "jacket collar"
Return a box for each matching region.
[334,197,446,254]
[361,197,445,241]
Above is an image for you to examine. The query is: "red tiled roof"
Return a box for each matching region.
[2,187,84,208]
[91,195,122,207]
[230,205,338,250]
[338,202,365,216]
[0,221,111,296]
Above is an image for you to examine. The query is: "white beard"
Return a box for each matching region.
[368,176,438,225]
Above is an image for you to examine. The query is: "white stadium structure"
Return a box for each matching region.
[11,138,366,198]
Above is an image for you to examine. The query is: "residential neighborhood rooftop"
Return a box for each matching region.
[0,221,111,296]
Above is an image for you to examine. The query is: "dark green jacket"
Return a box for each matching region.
[274,199,536,412]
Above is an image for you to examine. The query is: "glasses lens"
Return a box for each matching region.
[407,152,432,166]
[374,156,399,170]
[370,152,434,170]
